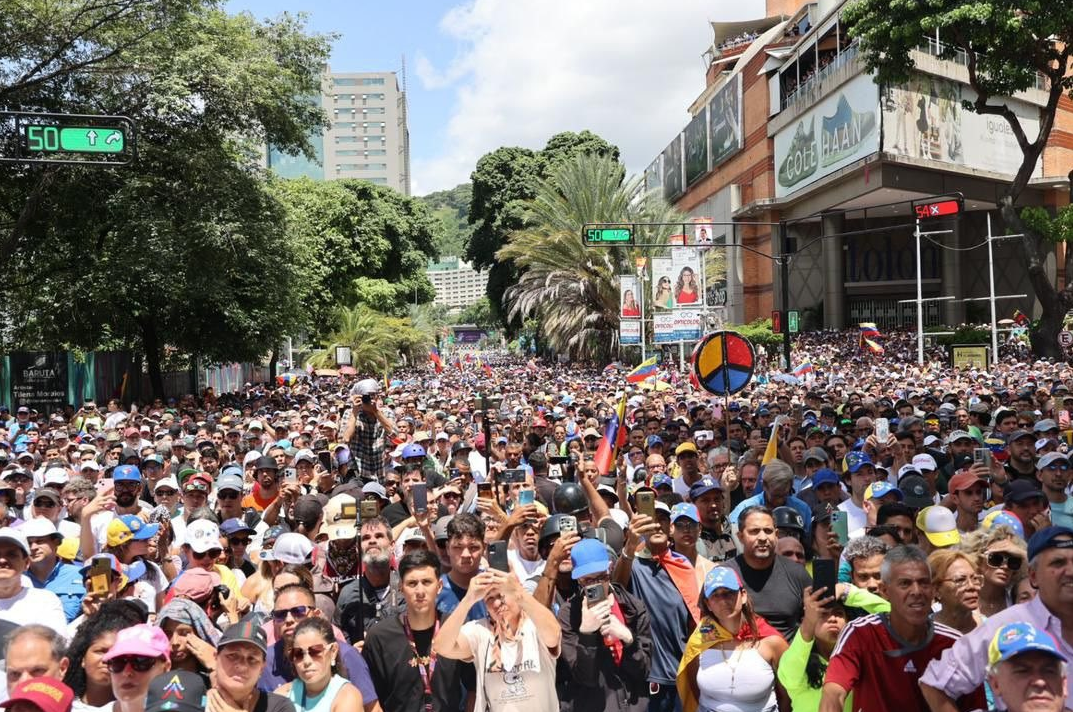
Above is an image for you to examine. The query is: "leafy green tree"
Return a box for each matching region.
[456,297,496,330]
[466,131,620,330]
[843,0,1073,356]
[0,6,333,396]
[418,183,472,257]
[270,177,441,333]
[497,154,681,362]
[307,304,433,374]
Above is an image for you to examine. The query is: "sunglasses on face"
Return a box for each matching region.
[986,552,1023,570]
[155,489,177,497]
[106,656,160,674]
[217,490,240,500]
[289,643,329,663]
[33,499,58,509]
[192,549,222,560]
[228,537,250,546]
[272,605,312,622]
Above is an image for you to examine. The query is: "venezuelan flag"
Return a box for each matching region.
[625,356,659,383]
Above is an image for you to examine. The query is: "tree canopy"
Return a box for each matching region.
[843,0,1073,355]
[418,183,473,258]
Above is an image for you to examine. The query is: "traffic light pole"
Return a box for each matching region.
[779,220,791,369]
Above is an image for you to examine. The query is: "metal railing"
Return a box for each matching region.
[780,42,860,110]
[917,35,1050,91]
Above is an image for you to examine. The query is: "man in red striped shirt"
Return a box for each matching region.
[820,545,986,712]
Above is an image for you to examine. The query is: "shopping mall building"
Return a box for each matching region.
[647,0,1073,330]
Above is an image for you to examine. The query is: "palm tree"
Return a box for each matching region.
[497,154,685,362]
[306,304,433,373]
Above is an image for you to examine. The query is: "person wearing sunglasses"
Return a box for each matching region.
[209,621,291,712]
[1036,451,1073,530]
[276,617,363,712]
[213,470,246,525]
[257,584,378,712]
[219,519,257,584]
[101,624,171,712]
[962,525,1029,618]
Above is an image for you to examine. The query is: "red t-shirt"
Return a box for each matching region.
[825,614,985,712]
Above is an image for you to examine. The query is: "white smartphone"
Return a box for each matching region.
[875,418,889,441]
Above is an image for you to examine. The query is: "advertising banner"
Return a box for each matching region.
[653,310,703,343]
[684,108,709,186]
[882,73,1041,177]
[644,157,662,194]
[620,321,641,345]
[651,257,675,310]
[619,275,641,318]
[670,247,702,307]
[709,73,743,167]
[774,73,880,198]
[662,134,683,201]
[10,351,67,415]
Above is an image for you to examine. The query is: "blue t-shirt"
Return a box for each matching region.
[627,555,693,685]
[29,561,84,623]
[436,573,487,622]
[258,637,377,704]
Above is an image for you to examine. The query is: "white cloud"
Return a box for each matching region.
[412,0,767,194]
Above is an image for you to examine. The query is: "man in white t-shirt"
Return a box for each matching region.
[0,526,66,637]
[507,519,545,593]
[838,451,877,534]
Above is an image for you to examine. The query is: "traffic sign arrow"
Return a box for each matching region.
[105,131,121,145]
[85,130,97,146]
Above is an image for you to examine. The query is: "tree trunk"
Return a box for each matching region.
[139,318,165,400]
[1001,198,1066,359]
[268,348,278,382]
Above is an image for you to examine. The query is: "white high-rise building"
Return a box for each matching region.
[427,257,488,310]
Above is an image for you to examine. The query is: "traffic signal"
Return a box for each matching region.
[771,310,782,333]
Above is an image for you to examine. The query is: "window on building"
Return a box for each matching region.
[336,136,358,143]
[362,77,386,85]
[333,78,358,86]
[333,122,356,129]
[362,107,386,114]
[336,149,360,156]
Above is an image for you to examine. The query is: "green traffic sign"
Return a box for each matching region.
[788,310,800,334]
[584,225,632,245]
[24,125,125,154]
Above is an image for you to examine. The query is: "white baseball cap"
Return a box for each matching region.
[184,520,222,553]
[43,467,69,487]
[259,532,312,564]
[912,454,938,471]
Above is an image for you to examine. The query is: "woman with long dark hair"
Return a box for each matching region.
[64,601,148,712]
[674,266,699,305]
[677,567,786,712]
[275,617,362,712]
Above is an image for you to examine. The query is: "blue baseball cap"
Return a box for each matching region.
[988,622,1068,666]
[652,474,673,489]
[702,566,743,598]
[646,435,664,448]
[812,468,841,488]
[1027,525,1073,561]
[864,481,903,501]
[689,476,723,500]
[570,538,611,580]
[112,465,142,482]
[844,451,874,474]
[220,518,255,536]
[671,503,700,522]
[402,444,426,459]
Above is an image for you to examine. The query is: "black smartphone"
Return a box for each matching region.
[584,583,607,605]
[317,451,332,471]
[500,468,526,484]
[361,394,372,405]
[548,456,570,465]
[813,558,837,600]
[487,541,509,572]
[412,483,428,515]
[449,468,461,479]
[477,481,493,500]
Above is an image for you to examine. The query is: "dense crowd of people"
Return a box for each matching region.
[0,343,1070,712]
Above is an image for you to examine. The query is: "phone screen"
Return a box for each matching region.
[477,482,493,500]
[487,541,509,572]
[518,489,535,506]
[812,558,837,599]
[636,491,656,518]
[412,483,428,514]
[318,451,332,471]
[88,558,112,596]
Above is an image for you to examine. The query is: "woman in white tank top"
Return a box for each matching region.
[679,566,788,712]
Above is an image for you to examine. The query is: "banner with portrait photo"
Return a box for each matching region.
[709,73,743,167]
[651,258,675,311]
[684,108,709,186]
[662,134,683,201]
[619,275,641,319]
[670,247,702,308]
[702,229,728,308]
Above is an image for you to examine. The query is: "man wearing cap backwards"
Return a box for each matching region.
[1036,452,1073,530]
[822,545,985,712]
[0,527,66,636]
[557,537,652,711]
[23,518,84,622]
[985,622,1070,712]
[921,526,1073,711]
[363,550,468,712]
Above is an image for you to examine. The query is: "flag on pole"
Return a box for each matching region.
[863,338,885,354]
[428,348,443,373]
[626,356,659,383]
[1013,309,1030,326]
[761,422,779,468]
[594,392,627,475]
[792,362,813,378]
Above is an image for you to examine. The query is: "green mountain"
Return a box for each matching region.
[418,183,472,259]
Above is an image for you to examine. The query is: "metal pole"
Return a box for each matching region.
[679,341,686,372]
[779,221,791,369]
[915,217,924,365]
[287,336,293,369]
[987,213,999,367]
[638,266,647,362]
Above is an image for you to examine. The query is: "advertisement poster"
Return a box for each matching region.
[774,74,880,198]
[704,239,728,308]
[653,310,703,343]
[951,344,989,370]
[619,275,641,318]
[882,73,1041,177]
[620,321,641,345]
[10,351,67,415]
[662,134,683,201]
[692,218,715,246]
[684,107,709,186]
[644,157,662,194]
[709,73,743,167]
[670,247,702,307]
[651,258,675,310]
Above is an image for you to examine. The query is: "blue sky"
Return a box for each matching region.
[228,0,767,195]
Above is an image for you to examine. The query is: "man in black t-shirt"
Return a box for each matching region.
[724,504,812,639]
[363,550,469,712]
